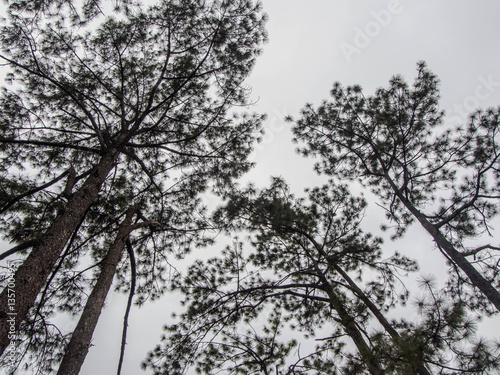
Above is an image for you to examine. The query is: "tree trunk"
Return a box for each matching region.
[327,289,383,374]
[315,271,383,375]
[386,176,500,312]
[303,229,432,374]
[298,232,384,374]
[0,150,118,355]
[333,264,433,375]
[419,216,500,311]
[56,206,137,375]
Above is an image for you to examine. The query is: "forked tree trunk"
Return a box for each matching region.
[326,288,383,375]
[0,150,118,355]
[56,206,137,375]
[303,231,431,374]
[297,231,383,374]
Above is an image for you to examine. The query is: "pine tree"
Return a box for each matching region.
[292,62,500,313]
[145,179,432,374]
[0,0,267,358]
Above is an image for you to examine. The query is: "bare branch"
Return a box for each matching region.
[116,239,137,375]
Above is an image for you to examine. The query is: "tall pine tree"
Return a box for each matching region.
[292,62,500,313]
[0,0,267,357]
[145,179,433,374]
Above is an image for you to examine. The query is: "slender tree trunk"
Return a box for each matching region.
[386,176,500,312]
[326,288,383,375]
[314,270,383,375]
[302,229,431,374]
[56,206,137,375]
[0,150,118,355]
[333,264,433,375]
[419,216,500,311]
[116,239,136,375]
[298,233,383,374]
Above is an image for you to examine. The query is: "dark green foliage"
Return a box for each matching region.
[2,1,497,372]
[144,179,426,374]
[0,0,267,371]
[372,277,500,374]
[291,62,500,313]
[146,177,500,374]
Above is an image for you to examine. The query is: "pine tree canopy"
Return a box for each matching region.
[292,62,500,313]
[0,0,267,371]
[0,1,499,373]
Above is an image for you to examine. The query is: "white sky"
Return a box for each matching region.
[2,1,500,374]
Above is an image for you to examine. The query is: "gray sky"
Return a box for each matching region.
[2,1,500,374]
[79,2,500,374]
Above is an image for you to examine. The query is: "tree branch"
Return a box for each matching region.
[0,167,87,214]
[0,239,40,261]
[462,244,500,257]
[116,239,137,375]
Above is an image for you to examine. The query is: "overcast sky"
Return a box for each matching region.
[82,1,500,374]
[79,2,500,374]
[2,1,500,374]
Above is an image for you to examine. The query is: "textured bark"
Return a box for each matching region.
[0,150,118,355]
[56,206,137,375]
